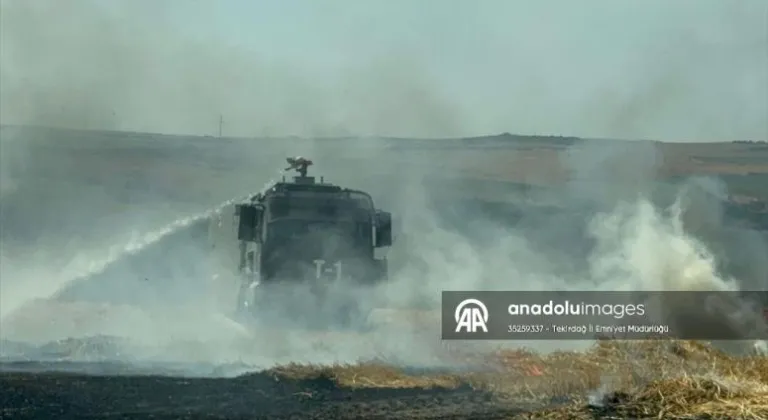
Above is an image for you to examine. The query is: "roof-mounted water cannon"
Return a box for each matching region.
[285,156,316,184]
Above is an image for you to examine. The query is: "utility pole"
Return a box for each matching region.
[218,114,223,138]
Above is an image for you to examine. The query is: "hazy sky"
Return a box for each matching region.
[1,0,766,141]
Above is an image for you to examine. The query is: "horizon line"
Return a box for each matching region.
[0,123,763,145]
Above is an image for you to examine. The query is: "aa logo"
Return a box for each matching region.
[455,298,489,333]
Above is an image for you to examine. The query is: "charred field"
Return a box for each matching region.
[1,126,768,419]
[2,340,768,419]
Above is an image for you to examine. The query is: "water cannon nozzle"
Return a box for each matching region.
[285,156,313,177]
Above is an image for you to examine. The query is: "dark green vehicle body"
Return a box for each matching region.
[206,160,393,325]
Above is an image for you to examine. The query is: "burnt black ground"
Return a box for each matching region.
[0,366,529,420]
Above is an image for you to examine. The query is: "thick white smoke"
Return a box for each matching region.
[340,137,765,360]
[1,135,765,372]
[1,0,765,374]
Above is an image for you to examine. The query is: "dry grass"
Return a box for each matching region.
[267,340,768,419]
[268,362,463,389]
[498,340,768,419]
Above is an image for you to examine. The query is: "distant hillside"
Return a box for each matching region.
[8,124,755,143]
[1,124,751,148]
[2,124,765,189]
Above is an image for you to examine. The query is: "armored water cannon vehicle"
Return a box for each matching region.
[208,157,393,317]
